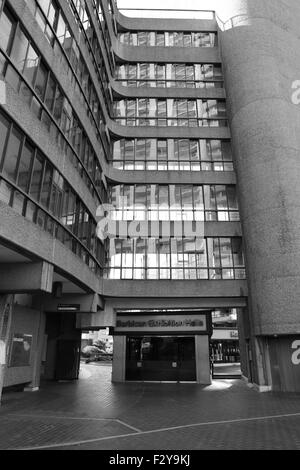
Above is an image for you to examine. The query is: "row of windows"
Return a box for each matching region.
[112,139,233,172]
[105,237,245,280]
[67,0,114,77]
[25,0,110,129]
[0,6,106,202]
[110,184,239,222]
[113,139,232,167]
[0,108,103,272]
[113,99,227,127]
[115,63,223,89]
[118,31,217,48]
[91,0,115,73]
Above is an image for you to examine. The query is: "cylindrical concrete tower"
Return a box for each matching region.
[216,0,300,390]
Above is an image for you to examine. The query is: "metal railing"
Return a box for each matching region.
[114,78,224,89]
[114,117,228,127]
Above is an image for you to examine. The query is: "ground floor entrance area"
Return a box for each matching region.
[112,310,212,384]
[126,336,196,382]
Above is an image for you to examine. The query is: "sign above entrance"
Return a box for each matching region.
[115,312,211,335]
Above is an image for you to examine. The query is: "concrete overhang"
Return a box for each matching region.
[107,168,236,185]
[115,12,218,33]
[111,81,226,100]
[0,261,53,293]
[32,293,104,313]
[113,42,221,65]
[108,118,231,139]
[100,279,248,298]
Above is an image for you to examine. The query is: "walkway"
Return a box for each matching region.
[0,362,300,450]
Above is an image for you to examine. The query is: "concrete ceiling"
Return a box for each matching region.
[0,244,31,263]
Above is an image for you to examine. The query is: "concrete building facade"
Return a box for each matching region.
[0,0,299,399]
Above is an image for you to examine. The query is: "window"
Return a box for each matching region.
[44,73,56,112]
[0,112,10,167]
[34,60,48,100]
[2,126,22,183]
[23,43,39,85]
[0,7,15,53]
[29,152,44,202]
[112,139,233,172]
[17,141,34,192]
[10,26,29,73]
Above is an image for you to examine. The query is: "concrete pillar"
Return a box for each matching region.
[24,311,46,392]
[112,335,126,382]
[0,262,53,293]
[195,335,211,385]
[217,0,300,388]
[218,0,300,336]
[0,295,13,404]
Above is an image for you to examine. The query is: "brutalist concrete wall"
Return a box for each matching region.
[218,0,300,336]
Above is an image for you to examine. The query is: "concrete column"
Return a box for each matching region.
[217,0,300,386]
[24,311,46,392]
[112,335,126,382]
[195,335,211,385]
[216,0,300,390]
[217,0,300,337]
[0,295,13,405]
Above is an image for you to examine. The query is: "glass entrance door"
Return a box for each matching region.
[126,336,196,381]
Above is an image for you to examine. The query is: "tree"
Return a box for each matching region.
[92,339,106,351]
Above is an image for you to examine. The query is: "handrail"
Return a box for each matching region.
[0,174,103,271]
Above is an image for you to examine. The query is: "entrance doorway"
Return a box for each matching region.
[210,308,242,378]
[126,336,196,382]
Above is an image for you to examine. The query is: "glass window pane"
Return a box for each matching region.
[222,141,232,161]
[0,9,15,53]
[134,238,146,278]
[215,185,227,210]
[53,86,63,124]
[34,61,48,100]
[204,185,216,210]
[10,26,29,73]
[227,186,238,210]
[56,13,66,44]
[208,238,221,267]
[147,238,159,268]
[220,238,233,267]
[0,178,12,204]
[145,139,156,160]
[157,140,167,160]
[39,0,50,16]
[135,139,145,161]
[2,125,22,182]
[190,140,199,160]
[29,152,44,201]
[40,161,53,209]
[232,238,244,267]
[23,43,39,85]
[0,111,10,166]
[193,186,204,209]
[44,74,56,112]
[195,238,207,268]
[17,140,34,191]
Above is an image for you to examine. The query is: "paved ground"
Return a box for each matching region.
[0,362,300,450]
